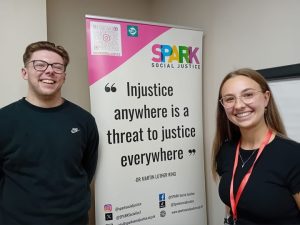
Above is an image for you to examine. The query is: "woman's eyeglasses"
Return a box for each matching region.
[219,90,263,108]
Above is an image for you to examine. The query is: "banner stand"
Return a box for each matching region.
[85,15,206,225]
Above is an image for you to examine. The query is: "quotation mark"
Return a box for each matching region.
[188,149,196,156]
[105,83,117,92]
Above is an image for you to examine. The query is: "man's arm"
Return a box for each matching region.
[82,119,99,183]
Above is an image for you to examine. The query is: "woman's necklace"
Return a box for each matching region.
[239,150,257,168]
[230,130,273,224]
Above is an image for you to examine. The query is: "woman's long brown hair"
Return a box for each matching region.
[211,68,286,181]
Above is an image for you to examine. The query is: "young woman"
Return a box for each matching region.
[212,68,300,224]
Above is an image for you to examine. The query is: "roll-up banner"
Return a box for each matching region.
[85,15,206,225]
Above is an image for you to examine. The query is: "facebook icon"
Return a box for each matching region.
[159,193,165,201]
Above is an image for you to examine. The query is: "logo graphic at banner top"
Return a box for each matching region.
[86,18,171,85]
[127,25,138,37]
[152,44,200,64]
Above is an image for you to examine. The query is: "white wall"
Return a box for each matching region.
[0,0,47,107]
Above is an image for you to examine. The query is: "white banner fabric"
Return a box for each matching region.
[85,15,206,225]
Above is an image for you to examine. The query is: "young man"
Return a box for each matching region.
[0,41,99,224]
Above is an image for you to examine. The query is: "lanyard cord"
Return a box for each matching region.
[229,130,273,223]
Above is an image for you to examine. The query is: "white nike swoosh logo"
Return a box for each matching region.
[71,128,80,133]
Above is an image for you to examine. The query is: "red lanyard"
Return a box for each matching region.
[229,130,272,224]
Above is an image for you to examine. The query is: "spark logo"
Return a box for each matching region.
[152,44,200,64]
